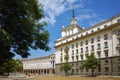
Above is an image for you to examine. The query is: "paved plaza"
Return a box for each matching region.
[0,75,120,80]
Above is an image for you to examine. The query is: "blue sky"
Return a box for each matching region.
[16,0,120,59]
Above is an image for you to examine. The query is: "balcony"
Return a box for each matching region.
[104,46,108,49]
[86,50,88,52]
[97,48,101,50]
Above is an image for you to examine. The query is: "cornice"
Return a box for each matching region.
[54,22,120,48]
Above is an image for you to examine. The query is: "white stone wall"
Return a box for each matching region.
[55,14,120,64]
[22,54,55,70]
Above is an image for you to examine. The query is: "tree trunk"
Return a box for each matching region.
[7,72,9,76]
[65,71,67,76]
[91,69,94,77]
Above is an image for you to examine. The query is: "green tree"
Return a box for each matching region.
[0,0,50,59]
[80,54,99,77]
[60,46,71,76]
[1,59,23,75]
[60,62,72,76]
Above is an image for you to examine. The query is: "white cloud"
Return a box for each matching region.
[39,0,103,27]
[39,0,83,25]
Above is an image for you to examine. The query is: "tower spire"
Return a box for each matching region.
[72,4,75,18]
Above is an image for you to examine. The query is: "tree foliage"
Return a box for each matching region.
[60,62,72,76]
[0,0,50,58]
[0,59,23,75]
[80,54,99,77]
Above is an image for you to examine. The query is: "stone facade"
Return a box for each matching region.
[22,54,55,75]
[55,14,120,76]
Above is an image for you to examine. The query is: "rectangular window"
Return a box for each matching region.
[76,49,78,54]
[72,50,74,55]
[72,44,74,49]
[104,60,109,64]
[72,56,74,62]
[81,48,83,53]
[105,51,108,57]
[97,44,101,49]
[97,36,101,42]
[91,38,94,43]
[118,30,120,35]
[76,43,78,48]
[86,40,88,45]
[97,28,100,30]
[91,45,94,51]
[76,56,78,61]
[118,67,120,72]
[104,25,107,28]
[119,49,120,55]
[117,19,120,22]
[81,55,83,61]
[91,30,94,33]
[98,52,101,58]
[98,67,101,72]
[61,48,62,52]
[118,39,120,44]
[104,34,108,40]
[105,67,109,72]
[86,47,88,52]
[104,42,108,48]
[81,42,83,46]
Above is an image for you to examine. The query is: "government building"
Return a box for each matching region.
[22,54,55,75]
[55,13,120,76]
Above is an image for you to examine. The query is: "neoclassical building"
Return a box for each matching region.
[22,54,55,75]
[55,13,120,76]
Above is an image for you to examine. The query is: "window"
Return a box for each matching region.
[104,34,108,40]
[72,44,74,49]
[81,34,83,37]
[98,67,101,72]
[97,36,101,42]
[76,43,78,48]
[91,45,94,51]
[81,55,83,61]
[97,44,101,49]
[61,48,62,52]
[72,50,74,55]
[91,30,94,33]
[97,28,100,30]
[91,38,94,43]
[97,52,101,58]
[118,59,120,64]
[76,69,79,72]
[81,48,83,53]
[105,67,109,72]
[118,49,120,55]
[76,56,78,61]
[86,47,88,52]
[118,66,120,72]
[118,30,120,35]
[85,54,88,58]
[105,60,109,64]
[104,42,108,48]
[81,42,83,46]
[86,40,88,45]
[117,19,120,22]
[72,56,74,61]
[76,49,78,54]
[104,25,107,28]
[105,51,108,57]
[118,39,120,44]
[61,53,63,57]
